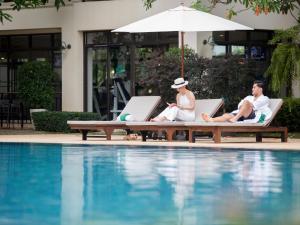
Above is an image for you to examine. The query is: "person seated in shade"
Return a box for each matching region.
[151,77,195,122]
[202,80,272,123]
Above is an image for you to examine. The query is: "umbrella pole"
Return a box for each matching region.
[181,31,184,78]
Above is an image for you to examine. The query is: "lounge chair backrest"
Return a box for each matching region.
[264,98,283,126]
[195,99,224,122]
[120,96,161,121]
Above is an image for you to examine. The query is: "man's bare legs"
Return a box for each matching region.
[202,100,253,122]
[228,100,253,122]
[202,113,234,122]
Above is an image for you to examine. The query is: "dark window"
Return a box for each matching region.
[0,33,62,112]
[0,36,9,49]
[212,30,273,60]
[32,35,52,48]
[135,33,157,44]
[228,31,247,43]
[158,32,178,44]
[246,46,266,60]
[31,50,52,62]
[10,36,29,49]
[86,32,107,45]
[213,31,226,43]
[212,45,226,57]
[53,34,62,49]
[231,45,245,56]
[250,31,269,41]
[111,32,132,44]
[10,51,30,63]
[0,52,7,63]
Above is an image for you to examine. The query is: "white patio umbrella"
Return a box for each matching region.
[113,4,253,77]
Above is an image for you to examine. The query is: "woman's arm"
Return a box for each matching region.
[168,94,179,108]
[178,91,195,110]
[172,94,179,107]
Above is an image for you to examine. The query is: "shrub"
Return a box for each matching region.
[32,111,101,133]
[273,98,300,132]
[136,47,267,112]
[198,56,268,112]
[18,61,55,110]
[135,47,209,114]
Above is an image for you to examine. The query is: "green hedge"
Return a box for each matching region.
[32,111,101,133]
[273,98,300,132]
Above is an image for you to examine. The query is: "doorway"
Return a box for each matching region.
[86,45,131,120]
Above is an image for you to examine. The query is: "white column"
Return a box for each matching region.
[197,31,213,59]
[61,8,84,111]
[179,31,214,58]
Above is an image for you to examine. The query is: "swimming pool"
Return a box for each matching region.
[0,143,299,225]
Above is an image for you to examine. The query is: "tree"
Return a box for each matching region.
[144,0,300,21]
[265,24,300,96]
[0,0,65,23]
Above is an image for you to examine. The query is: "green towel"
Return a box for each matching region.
[119,113,130,121]
[258,114,266,123]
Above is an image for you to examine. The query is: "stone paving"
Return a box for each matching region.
[0,133,300,150]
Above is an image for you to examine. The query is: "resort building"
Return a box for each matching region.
[0,0,298,120]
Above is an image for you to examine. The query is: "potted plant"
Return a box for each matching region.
[18,61,55,127]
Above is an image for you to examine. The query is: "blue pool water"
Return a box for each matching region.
[0,143,300,225]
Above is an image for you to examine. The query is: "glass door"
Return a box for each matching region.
[87,47,109,120]
[109,46,131,120]
[0,52,8,95]
[86,45,131,120]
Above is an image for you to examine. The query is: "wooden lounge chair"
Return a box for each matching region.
[185,99,288,143]
[126,99,224,141]
[67,96,161,140]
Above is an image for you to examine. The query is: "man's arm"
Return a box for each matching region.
[253,96,270,110]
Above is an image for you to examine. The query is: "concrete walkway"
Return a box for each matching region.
[0,133,300,150]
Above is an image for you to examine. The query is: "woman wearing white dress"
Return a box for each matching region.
[151,78,195,122]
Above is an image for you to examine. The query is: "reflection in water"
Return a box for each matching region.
[0,144,300,225]
[60,147,84,225]
[234,151,282,197]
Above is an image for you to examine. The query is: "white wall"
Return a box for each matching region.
[0,0,298,111]
[293,79,300,97]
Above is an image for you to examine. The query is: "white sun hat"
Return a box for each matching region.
[171,77,188,89]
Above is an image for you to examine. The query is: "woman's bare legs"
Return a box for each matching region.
[150,116,167,122]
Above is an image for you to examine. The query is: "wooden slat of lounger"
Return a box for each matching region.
[188,126,288,143]
[68,121,126,125]
[69,123,128,141]
[126,121,186,141]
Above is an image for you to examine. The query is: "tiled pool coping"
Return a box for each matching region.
[0,133,300,151]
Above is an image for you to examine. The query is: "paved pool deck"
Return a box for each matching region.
[0,133,300,150]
